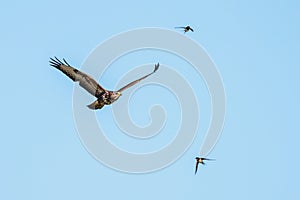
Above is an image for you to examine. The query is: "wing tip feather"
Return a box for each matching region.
[154,62,159,73]
[49,57,71,68]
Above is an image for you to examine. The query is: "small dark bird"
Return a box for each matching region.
[175,26,194,33]
[50,57,159,110]
[195,157,215,175]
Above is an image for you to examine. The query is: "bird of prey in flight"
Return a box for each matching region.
[195,157,215,175]
[175,26,194,33]
[50,57,159,110]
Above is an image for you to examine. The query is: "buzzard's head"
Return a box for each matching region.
[109,91,122,103]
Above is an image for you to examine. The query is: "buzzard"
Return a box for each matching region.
[175,26,194,33]
[194,157,215,175]
[50,57,159,110]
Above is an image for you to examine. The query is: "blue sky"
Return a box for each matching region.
[1,0,299,199]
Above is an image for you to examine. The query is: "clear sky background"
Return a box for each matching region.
[1,0,299,199]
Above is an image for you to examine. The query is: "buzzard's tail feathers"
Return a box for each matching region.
[87,100,104,110]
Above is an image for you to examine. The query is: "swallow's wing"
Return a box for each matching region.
[190,27,194,32]
[195,162,199,174]
[174,27,186,29]
[50,57,106,98]
[203,158,215,161]
[117,63,159,93]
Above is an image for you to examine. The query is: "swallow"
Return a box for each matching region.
[195,157,215,175]
[174,26,194,33]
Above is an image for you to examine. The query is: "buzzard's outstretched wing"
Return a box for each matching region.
[50,57,106,98]
[117,63,159,93]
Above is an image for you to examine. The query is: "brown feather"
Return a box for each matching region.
[87,99,105,110]
[50,57,106,98]
[117,63,159,93]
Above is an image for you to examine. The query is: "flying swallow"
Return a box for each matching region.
[50,57,159,110]
[195,157,215,175]
[174,26,194,33]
